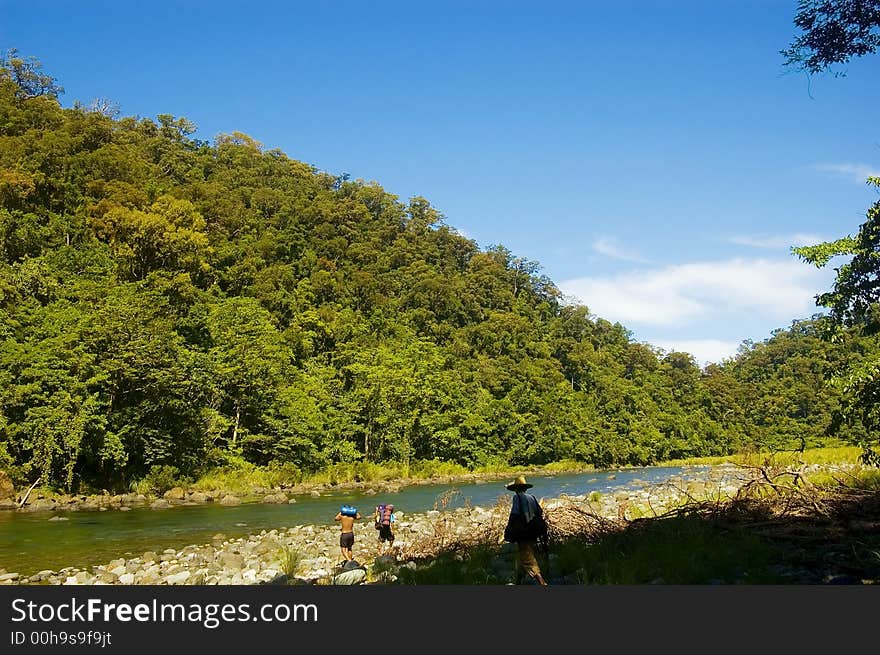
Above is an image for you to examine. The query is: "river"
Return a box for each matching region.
[0,465,704,576]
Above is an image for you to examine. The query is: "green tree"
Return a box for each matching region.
[206,297,289,449]
[0,48,64,98]
[782,0,880,74]
[793,178,880,462]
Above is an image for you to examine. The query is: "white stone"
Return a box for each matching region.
[166,571,191,585]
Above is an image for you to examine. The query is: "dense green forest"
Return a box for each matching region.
[0,53,873,492]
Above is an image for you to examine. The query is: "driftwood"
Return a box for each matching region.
[18,477,41,509]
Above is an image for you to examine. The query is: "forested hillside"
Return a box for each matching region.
[0,53,867,492]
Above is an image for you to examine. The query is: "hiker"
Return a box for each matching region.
[503,475,549,586]
[373,503,396,556]
[334,505,361,562]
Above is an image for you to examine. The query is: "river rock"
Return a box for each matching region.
[221,554,244,570]
[220,495,241,506]
[189,492,211,503]
[331,568,366,585]
[263,493,288,504]
[0,572,19,582]
[97,571,118,584]
[150,499,170,509]
[166,571,191,585]
[25,498,57,511]
[118,573,135,584]
[164,487,186,501]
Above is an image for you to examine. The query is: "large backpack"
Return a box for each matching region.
[375,503,394,528]
[503,494,547,543]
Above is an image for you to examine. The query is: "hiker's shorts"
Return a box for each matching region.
[340,531,355,549]
[377,525,394,542]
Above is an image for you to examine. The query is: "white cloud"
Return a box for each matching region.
[592,237,649,263]
[813,162,880,183]
[558,258,826,328]
[730,233,824,249]
[650,339,742,367]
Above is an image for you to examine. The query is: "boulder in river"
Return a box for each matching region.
[164,487,186,501]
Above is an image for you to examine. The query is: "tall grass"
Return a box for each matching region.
[277,545,302,577]
[658,445,863,468]
[162,445,866,498]
[191,460,301,494]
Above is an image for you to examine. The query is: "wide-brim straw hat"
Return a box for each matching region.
[505,475,533,491]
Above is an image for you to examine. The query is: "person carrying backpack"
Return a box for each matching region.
[503,476,548,586]
[373,503,396,556]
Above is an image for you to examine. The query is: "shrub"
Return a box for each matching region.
[132,465,181,495]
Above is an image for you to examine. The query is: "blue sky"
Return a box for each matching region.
[2,0,878,365]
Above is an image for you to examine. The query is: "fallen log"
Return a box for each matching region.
[18,477,41,509]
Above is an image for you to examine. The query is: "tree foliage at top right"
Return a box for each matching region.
[782,0,880,74]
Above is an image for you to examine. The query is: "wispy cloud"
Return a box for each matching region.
[592,237,649,263]
[813,162,880,183]
[650,339,742,367]
[558,258,827,328]
[730,233,824,249]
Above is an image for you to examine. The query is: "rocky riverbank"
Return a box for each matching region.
[0,463,761,585]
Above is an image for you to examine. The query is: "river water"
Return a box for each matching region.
[0,465,704,576]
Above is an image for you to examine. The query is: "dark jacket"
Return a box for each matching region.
[504,491,546,543]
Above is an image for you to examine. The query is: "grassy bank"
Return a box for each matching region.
[180,458,595,496]
[655,444,863,468]
[14,445,861,503]
[183,445,863,496]
[395,464,880,585]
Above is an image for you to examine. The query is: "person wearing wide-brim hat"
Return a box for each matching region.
[505,475,533,491]
[503,476,548,586]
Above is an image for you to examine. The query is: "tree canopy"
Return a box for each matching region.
[782,0,880,74]
[0,54,866,492]
[793,178,880,462]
